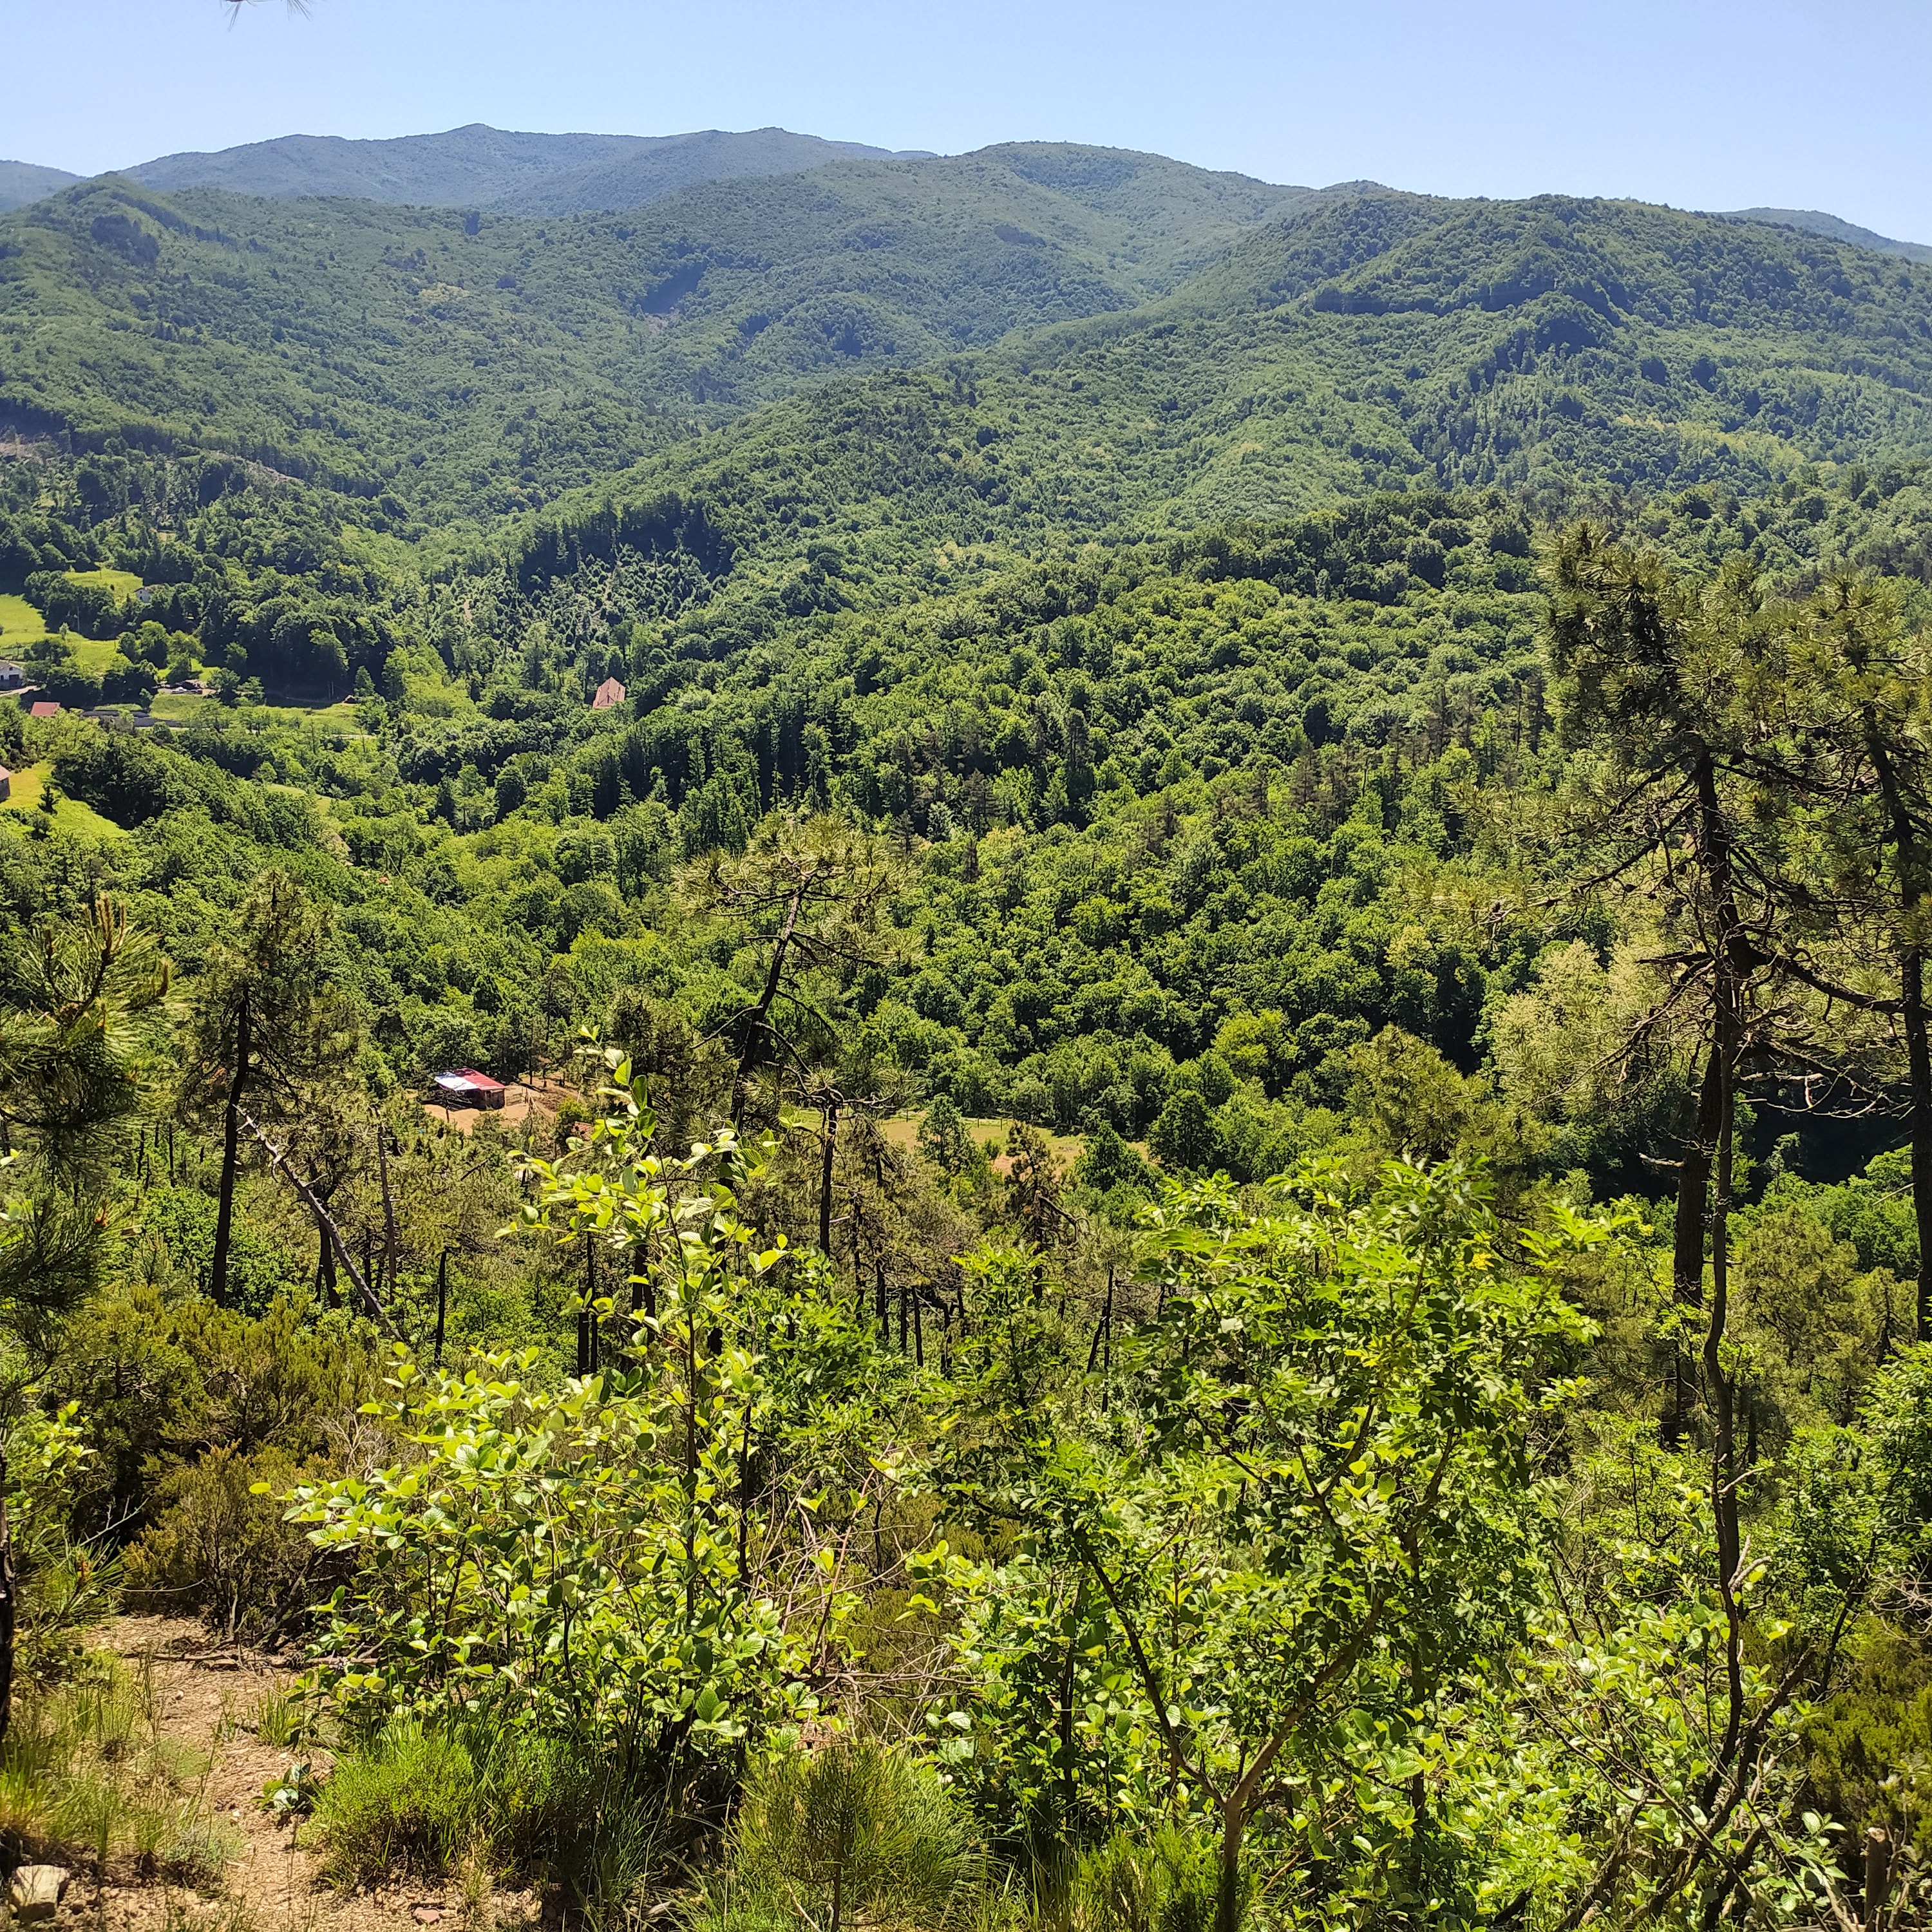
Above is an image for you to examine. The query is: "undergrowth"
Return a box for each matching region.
[0,1653,239,1885]
[305,1716,668,1909]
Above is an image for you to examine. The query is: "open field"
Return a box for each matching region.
[0,591,46,653]
[66,630,123,674]
[879,1112,1088,1173]
[0,759,46,810]
[67,565,143,601]
[0,761,127,839]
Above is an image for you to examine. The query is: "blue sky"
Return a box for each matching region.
[5,0,1928,240]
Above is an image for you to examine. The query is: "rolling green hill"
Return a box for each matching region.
[0,151,1309,519]
[1717,205,1932,263]
[123,123,936,212]
[6,159,1932,559]
[497,186,1932,607]
[0,158,80,214]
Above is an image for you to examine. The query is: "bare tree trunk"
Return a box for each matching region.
[210,990,251,1307]
[732,879,806,1124]
[1867,727,1932,1340]
[0,1442,15,1748]
[1693,744,1749,1766]
[316,1210,337,1307]
[1902,952,1932,1342]
[242,1112,391,1332]
[1706,1003,1746,1768]
[377,1124,400,1302]
[433,1248,448,1366]
[818,1093,839,1256]
[1664,1055,1720,1446]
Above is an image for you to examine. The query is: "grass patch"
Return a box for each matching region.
[879,1113,1087,1170]
[66,567,143,601]
[305,1717,667,1906]
[64,633,122,676]
[245,1686,307,1751]
[0,1654,238,1886]
[147,692,219,723]
[0,592,46,653]
[46,793,128,842]
[1,762,47,811]
[0,772,128,842]
[53,795,128,841]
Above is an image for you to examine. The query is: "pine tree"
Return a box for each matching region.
[176,871,359,1308]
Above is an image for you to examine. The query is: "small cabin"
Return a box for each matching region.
[433,1068,507,1110]
[591,676,627,710]
[0,661,21,690]
[28,700,59,719]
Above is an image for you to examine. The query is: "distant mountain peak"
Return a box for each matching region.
[0,158,81,213]
[113,124,938,214]
[1713,205,1931,263]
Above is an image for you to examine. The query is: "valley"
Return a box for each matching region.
[0,117,1930,1932]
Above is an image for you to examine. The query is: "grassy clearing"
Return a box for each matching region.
[1,761,46,810]
[0,1656,238,1886]
[0,592,46,654]
[65,632,122,676]
[0,770,128,841]
[147,692,218,723]
[0,589,121,672]
[54,794,128,840]
[260,699,363,727]
[879,1112,1087,1170]
[66,567,143,601]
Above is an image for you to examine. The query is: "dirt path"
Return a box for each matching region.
[66,1618,539,1932]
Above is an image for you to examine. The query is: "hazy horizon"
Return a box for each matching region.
[5,0,1927,242]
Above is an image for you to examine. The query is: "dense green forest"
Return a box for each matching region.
[5,144,1932,1932]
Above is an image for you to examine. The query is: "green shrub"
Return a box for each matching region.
[1068,1829,1218,1932]
[710,1739,985,1932]
[308,1721,481,1884]
[307,1718,667,1904]
[124,1444,339,1643]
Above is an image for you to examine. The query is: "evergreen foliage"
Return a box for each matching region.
[4,147,1932,1931]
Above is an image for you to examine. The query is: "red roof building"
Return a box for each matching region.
[433,1068,507,1110]
[28,701,60,719]
[591,676,627,710]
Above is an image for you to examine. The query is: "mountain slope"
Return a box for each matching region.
[490,128,942,214]
[511,187,1932,602]
[0,159,80,213]
[0,153,1311,513]
[1718,206,1932,264]
[125,123,928,210]
[8,167,1932,548]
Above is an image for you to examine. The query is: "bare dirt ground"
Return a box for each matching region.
[421,1080,559,1139]
[55,1618,540,1932]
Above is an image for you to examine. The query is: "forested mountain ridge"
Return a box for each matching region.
[0,150,1306,520]
[480,187,1932,605]
[9,125,1932,1932]
[5,169,1929,545]
[1717,204,1932,263]
[0,158,81,214]
[126,122,936,212]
